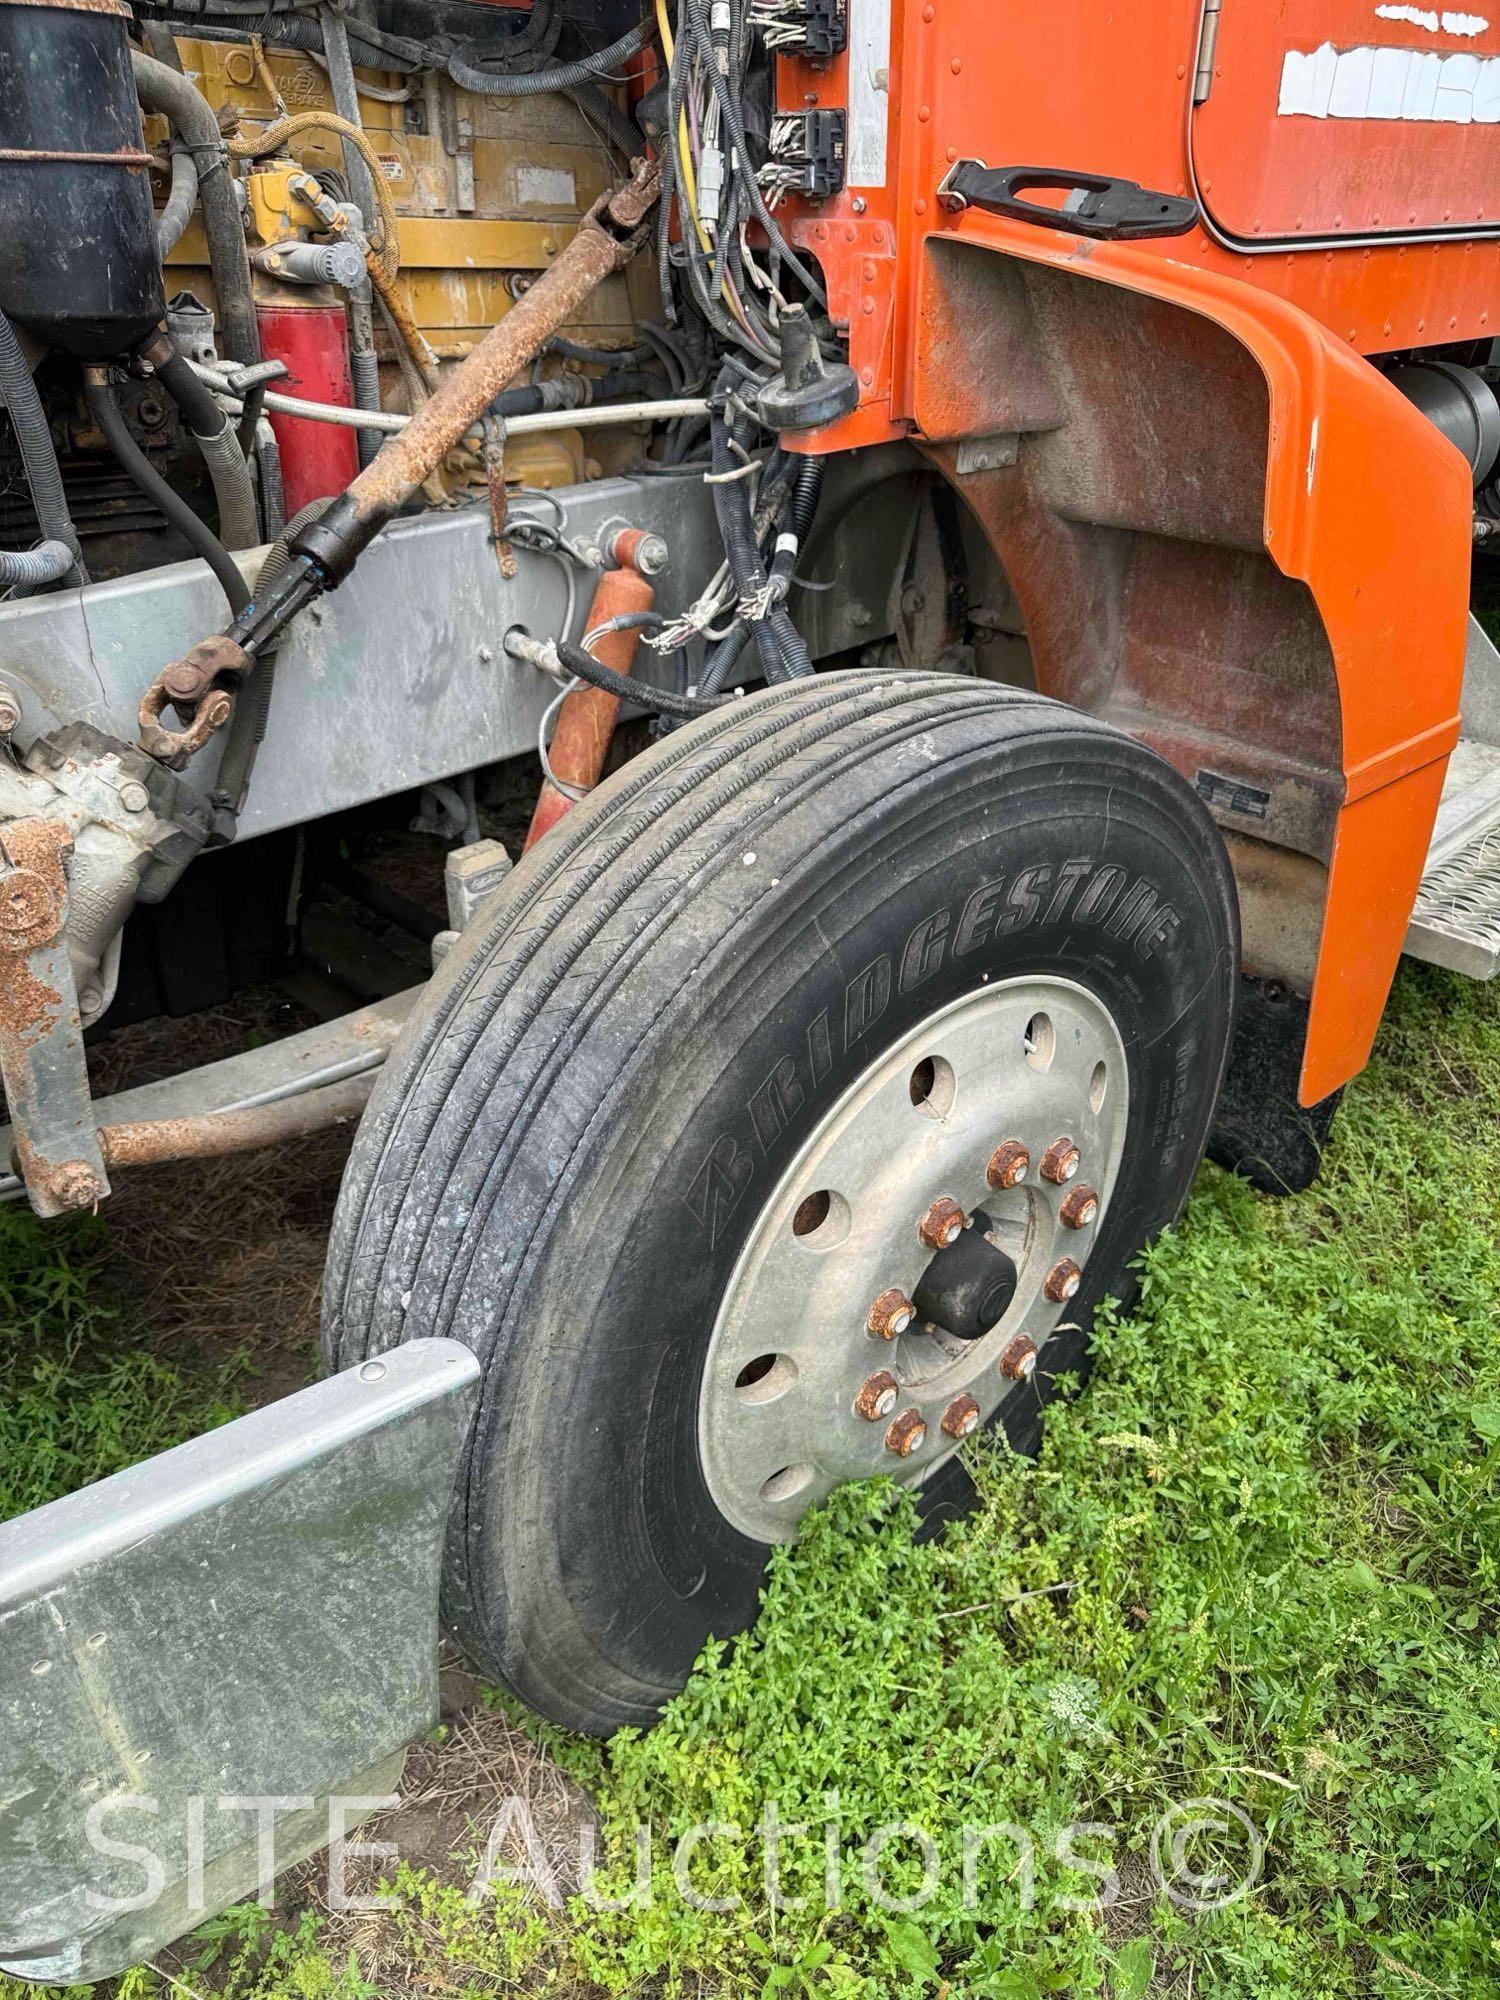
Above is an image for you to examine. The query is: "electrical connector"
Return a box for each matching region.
[748,0,847,60]
[760,110,847,204]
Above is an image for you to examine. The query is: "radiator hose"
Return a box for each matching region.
[0,307,86,589]
[131,51,260,368]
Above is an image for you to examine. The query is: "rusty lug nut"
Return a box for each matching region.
[941,1393,981,1439]
[1060,1185,1100,1230]
[867,1287,916,1340]
[885,1407,927,1456]
[986,1139,1030,1190]
[1040,1136,1082,1184]
[919,1196,966,1250]
[1045,1258,1083,1303]
[1000,1334,1038,1381]
[856,1370,901,1421]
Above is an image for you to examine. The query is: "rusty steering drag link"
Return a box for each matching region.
[137,158,662,769]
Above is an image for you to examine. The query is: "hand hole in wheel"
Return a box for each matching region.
[908,1053,956,1119]
[735,1353,798,1405]
[760,1464,817,1505]
[1089,1059,1109,1112]
[790,1187,850,1250]
[1025,1012,1055,1071]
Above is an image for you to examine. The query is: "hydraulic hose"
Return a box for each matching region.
[157,142,200,257]
[0,541,75,590]
[0,309,85,587]
[84,370,251,619]
[152,343,260,549]
[132,52,261,368]
[448,18,653,96]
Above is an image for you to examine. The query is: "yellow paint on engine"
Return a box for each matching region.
[146,36,653,493]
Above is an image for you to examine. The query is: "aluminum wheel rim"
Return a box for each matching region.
[699,976,1130,1542]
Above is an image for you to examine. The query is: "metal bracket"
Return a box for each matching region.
[955,433,1020,476]
[0,1338,481,1985]
[0,818,109,1216]
[938,159,1200,241]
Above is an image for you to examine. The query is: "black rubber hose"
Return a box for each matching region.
[131,52,261,367]
[448,18,653,95]
[554,638,728,719]
[492,367,665,419]
[85,372,250,619]
[0,309,85,587]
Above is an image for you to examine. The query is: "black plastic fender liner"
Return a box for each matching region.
[325,671,1240,1734]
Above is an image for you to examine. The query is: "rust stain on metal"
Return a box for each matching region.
[986,1139,1030,1190]
[999,1334,1039,1381]
[918,1195,966,1251]
[1039,1136,1081,1185]
[98,1072,376,1170]
[941,1393,981,1439]
[855,1370,901,1421]
[1045,1258,1083,1303]
[1060,1185,1100,1229]
[344,157,661,519]
[866,1287,916,1340]
[885,1407,927,1457]
[159,634,253,707]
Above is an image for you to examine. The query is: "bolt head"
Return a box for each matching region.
[885,1408,927,1457]
[1045,1258,1083,1303]
[0,686,21,735]
[856,1370,901,1421]
[867,1287,916,1340]
[118,781,150,814]
[941,1393,981,1439]
[919,1196,966,1251]
[987,1140,1030,1190]
[1060,1185,1100,1230]
[1040,1137,1081,1184]
[1000,1335,1038,1381]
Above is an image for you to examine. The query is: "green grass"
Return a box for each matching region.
[5,962,1500,1999]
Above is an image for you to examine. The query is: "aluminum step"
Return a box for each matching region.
[1404,616,1500,979]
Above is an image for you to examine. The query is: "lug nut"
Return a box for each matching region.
[1060,1185,1100,1229]
[1000,1335,1038,1380]
[1040,1136,1081,1184]
[856,1370,901,1421]
[867,1288,916,1340]
[919,1196,966,1250]
[885,1407,927,1456]
[941,1393,981,1439]
[986,1140,1030,1190]
[1045,1258,1083,1302]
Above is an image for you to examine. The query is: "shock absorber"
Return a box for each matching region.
[524,530,664,850]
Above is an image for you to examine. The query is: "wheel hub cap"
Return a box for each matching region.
[699,977,1129,1542]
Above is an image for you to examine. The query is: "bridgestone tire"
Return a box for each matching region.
[325,672,1239,1735]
